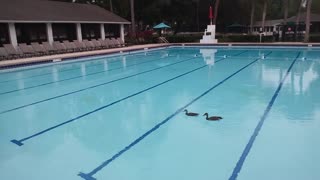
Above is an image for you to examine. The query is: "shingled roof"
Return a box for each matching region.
[0,0,130,24]
[254,13,320,26]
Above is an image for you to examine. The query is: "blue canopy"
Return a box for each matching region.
[153,23,171,29]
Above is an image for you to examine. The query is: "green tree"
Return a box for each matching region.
[304,0,312,42]
[130,0,135,33]
[213,0,221,25]
[249,0,256,34]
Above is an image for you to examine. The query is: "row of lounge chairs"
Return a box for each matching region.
[0,38,125,60]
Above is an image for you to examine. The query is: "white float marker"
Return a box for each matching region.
[223,55,227,58]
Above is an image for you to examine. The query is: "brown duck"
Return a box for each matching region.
[184,109,199,116]
[203,113,223,121]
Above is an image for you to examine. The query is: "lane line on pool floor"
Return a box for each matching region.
[228,52,301,180]
[0,54,183,95]
[0,49,233,84]
[11,52,246,146]
[0,48,180,81]
[0,50,248,89]
[0,51,248,115]
[0,53,160,84]
[77,51,273,180]
[0,48,192,83]
[0,56,197,115]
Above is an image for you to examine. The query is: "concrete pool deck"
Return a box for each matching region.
[0,42,319,69]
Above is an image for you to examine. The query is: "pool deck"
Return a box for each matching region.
[0,42,319,69]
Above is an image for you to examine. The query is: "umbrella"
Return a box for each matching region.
[153,23,171,29]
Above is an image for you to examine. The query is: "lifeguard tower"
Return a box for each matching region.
[200,6,218,44]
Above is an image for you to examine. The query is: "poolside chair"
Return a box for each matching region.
[42,42,57,54]
[98,39,109,49]
[31,42,47,55]
[53,41,67,53]
[110,38,121,47]
[3,44,23,59]
[63,40,78,52]
[83,39,95,50]
[91,39,103,49]
[73,40,87,51]
[116,38,126,47]
[19,43,36,57]
[0,47,9,60]
[105,39,116,48]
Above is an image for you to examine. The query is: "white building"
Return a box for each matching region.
[0,0,130,48]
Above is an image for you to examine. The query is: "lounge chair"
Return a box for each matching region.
[53,41,67,53]
[105,39,116,48]
[98,39,109,49]
[42,42,56,54]
[19,43,36,57]
[91,39,103,49]
[116,38,126,47]
[83,39,95,50]
[0,47,9,60]
[73,40,87,51]
[110,38,121,47]
[3,44,22,58]
[31,42,47,55]
[63,40,78,52]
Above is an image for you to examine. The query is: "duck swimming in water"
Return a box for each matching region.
[184,109,199,116]
[203,113,223,121]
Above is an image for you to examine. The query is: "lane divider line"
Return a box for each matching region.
[77,51,271,180]
[10,54,238,146]
[228,52,301,180]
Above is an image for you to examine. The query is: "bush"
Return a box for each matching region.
[310,34,320,42]
[218,34,274,42]
[165,34,203,43]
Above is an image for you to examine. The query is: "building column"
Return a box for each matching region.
[76,23,82,41]
[100,23,105,40]
[8,23,18,48]
[120,24,125,43]
[46,23,54,45]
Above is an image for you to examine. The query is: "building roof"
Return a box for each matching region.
[254,19,283,26]
[287,13,320,23]
[0,0,130,24]
[254,13,320,27]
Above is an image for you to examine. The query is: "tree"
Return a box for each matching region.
[304,0,312,42]
[109,0,113,12]
[295,0,303,41]
[261,0,268,32]
[249,0,256,34]
[213,0,220,25]
[130,0,135,33]
[283,0,289,24]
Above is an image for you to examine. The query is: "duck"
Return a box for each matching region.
[203,113,223,121]
[184,109,199,116]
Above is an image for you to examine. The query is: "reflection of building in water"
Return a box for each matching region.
[122,56,127,69]
[81,63,86,76]
[103,60,108,71]
[200,49,218,67]
[261,61,318,95]
[291,63,318,95]
[52,67,58,81]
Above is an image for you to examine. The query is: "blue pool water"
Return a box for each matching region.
[0,46,319,180]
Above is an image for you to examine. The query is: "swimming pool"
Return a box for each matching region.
[0,46,319,180]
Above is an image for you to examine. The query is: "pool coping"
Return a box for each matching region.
[0,42,319,70]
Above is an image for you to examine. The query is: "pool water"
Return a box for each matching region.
[0,46,319,180]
